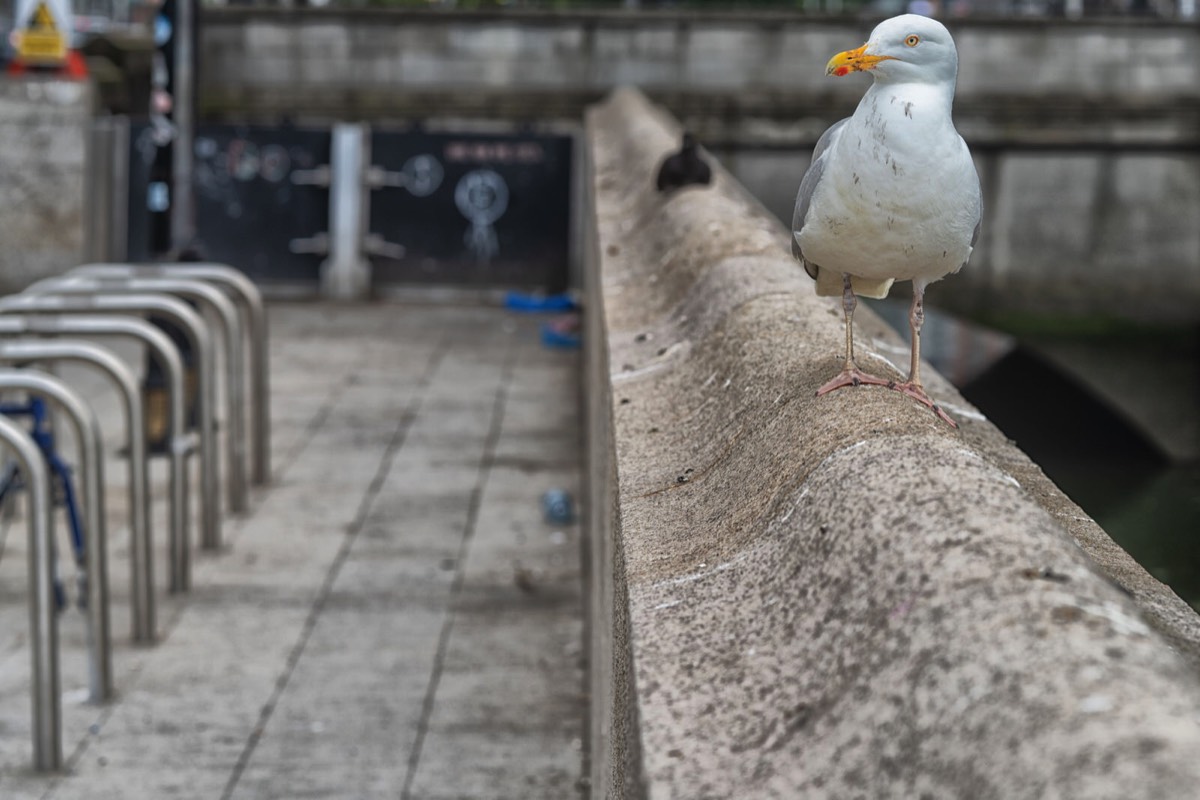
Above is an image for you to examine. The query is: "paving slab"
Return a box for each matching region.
[0,301,584,799]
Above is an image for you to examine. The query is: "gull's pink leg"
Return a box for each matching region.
[885,285,957,427]
[816,274,891,396]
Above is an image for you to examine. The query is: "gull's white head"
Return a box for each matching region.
[825,14,959,85]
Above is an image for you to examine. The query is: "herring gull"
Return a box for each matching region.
[792,14,982,427]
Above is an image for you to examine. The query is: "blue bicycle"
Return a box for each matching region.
[0,396,87,611]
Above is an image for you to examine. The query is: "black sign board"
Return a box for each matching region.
[368,130,573,292]
[167,124,572,290]
[191,124,331,283]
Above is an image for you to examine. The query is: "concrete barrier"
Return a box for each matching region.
[584,88,1200,799]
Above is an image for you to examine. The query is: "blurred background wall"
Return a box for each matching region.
[198,9,1200,324]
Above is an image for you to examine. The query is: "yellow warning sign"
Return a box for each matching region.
[31,2,55,26]
[15,1,68,66]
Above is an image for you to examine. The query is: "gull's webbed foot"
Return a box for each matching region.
[815,365,892,397]
[886,381,958,428]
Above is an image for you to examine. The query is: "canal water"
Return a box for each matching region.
[872,300,1200,612]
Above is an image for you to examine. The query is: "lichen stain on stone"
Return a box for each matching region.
[1050,605,1084,624]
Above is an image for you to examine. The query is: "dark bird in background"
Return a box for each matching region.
[656,132,712,192]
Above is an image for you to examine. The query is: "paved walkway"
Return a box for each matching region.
[0,302,585,799]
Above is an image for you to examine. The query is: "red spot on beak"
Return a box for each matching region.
[833,66,851,77]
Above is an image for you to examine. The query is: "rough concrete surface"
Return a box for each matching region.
[0,79,91,294]
[585,88,1200,799]
[204,11,1200,123]
[0,302,585,798]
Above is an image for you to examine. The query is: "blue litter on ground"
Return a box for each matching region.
[542,316,583,347]
[504,291,577,313]
[542,488,574,524]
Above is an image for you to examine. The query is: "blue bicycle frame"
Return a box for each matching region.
[0,396,87,610]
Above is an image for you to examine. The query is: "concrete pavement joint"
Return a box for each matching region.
[220,337,450,800]
[270,380,347,485]
[14,396,340,796]
[45,352,379,796]
[400,338,517,800]
[216,367,360,539]
[27,347,406,798]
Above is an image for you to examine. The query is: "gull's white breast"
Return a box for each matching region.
[798,84,981,287]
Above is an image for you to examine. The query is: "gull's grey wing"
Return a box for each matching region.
[792,118,849,279]
[955,197,984,274]
[955,142,984,274]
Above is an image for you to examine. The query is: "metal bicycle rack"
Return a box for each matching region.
[0,411,60,772]
[0,315,195,593]
[0,261,267,773]
[72,262,270,486]
[0,293,222,550]
[0,341,154,644]
[28,276,249,513]
[0,367,112,701]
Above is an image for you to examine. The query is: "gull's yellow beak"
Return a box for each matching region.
[826,43,895,77]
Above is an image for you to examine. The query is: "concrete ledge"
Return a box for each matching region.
[584,88,1200,798]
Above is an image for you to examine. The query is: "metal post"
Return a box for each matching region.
[0,343,151,644]
[176,265,269,485]
[111,118,131,262]
[324,122,372,300]
[0,368,111,700]
[0,413,59,771]
[0,314,194,592]
[171,0,196,250]
[85,118,114,264]
[0,294,221,550]
[27,276,248,514]
[72,262,271,485]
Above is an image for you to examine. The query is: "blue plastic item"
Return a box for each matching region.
[540,320,581,349]
[504,291,577,313]
[541,488,574,524]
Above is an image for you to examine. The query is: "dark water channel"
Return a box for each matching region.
[873,300,1200,612]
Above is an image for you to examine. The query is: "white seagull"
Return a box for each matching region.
[792,14,982,427]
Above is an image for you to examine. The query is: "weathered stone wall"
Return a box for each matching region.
[201,9,1200,322]
[200,9,1200,141]
[0,79,94,294]
[585,88,1200,799]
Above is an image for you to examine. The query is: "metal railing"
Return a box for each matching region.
[25,276,249,514]
[0,341,152,644]
[0,314,195,592]
[0,260,270,773]
[0,367,112,702]
[0,293,222,550]
[0,411,61,772]
[72,263,271,486]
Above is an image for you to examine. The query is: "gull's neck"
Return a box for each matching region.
[865,79,956,120]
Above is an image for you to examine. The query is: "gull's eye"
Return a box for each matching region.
[905,34,920,47]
